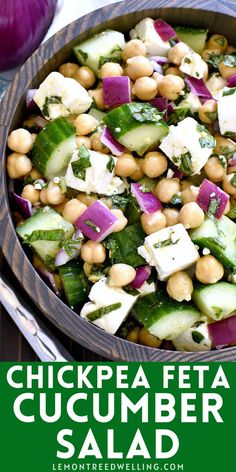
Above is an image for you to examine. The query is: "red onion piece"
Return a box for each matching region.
[197,179,229,219]
[75,201,118,242]
[131,183,163,214]
[154,19,176,42]
[185,76,212,99]
[131,266,152,289]
[11,192,32,218]
[101,127,125,156]
[228,153,236,166]
[26,89,38,110]
[148,56,169,65]
[149,60,163,74]
[103,76,131,107]
[150,97,167,111]
[0,0,57,71]
[226,75,236,87]
[172,167,184,179]
[208,314,236,348]
[37,266,61,297]
[33,115,49,130]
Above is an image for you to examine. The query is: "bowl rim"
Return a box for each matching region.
[1,0,236,361]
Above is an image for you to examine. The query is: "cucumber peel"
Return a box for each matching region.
[193,283,236,320]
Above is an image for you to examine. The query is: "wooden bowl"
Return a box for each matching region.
[1,0,236,361]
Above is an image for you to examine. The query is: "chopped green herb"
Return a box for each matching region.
[167,106,190,125]
[196,72,200,77]
[111,45,122,54]
[106,156,115,173]
[141,183,153,193]
[153,238,180,249]
[87,302,122,321]
[123,285,139,296]
[71,145,91,180]
[205,111,218,122]
[59,237,83,257]
[231,174,236,188]
[23,175,34,186]
[170,194,182,206]
[223,55,236,68]
[130,103,162,123]
[42,96,62,117]
[205,52,223,69]
[192,331,204,343]
[212,306,223,319]
[207,197,221,218]
[180,153,193,175]
[24,229,65,243]
[45,255,55,268]
[184,57,192,64]
[215,37,225,46]
[219,146,235,159]
[117,319,137,339]
[217,154,227,168]
[227,206,236,219]
[98,56,121,68]
[223,87,236,96]
[77,49,88,62]
[199,135,215,148]
[111,195,128,211]
[85,219,101,233]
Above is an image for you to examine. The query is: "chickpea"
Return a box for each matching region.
[195,255,224,284]
[204,156,226,182]
[40,188,49,205]
[7,128,34,154]
[91,131,109,153]
[155,178,180,203]
[214,135,236,155]
[164,66,181,76]
[178,202,204,229]
[202,61,209,82]
[138,327,162,348]
[62,199,87,224]
[198,99,217,124]
[168,42,190,66]
[7,152,32,179]
[158,74,185,101]
[81,240,106,264]
[77,193,97,206]
[181,185,199,204]
[228,165,236,174]
[21,184,40,205]
[180,180,192,190]
[126,56,153,80]
[126,326,140,344]
[59,62,79,77]
[218,58,236,79]
[152,72,164,87]
[163,208,179,226]
[73,66,96,89]
[222,174,236,196]
[76,136,91,149]
[110,209,128,232]
[100,62,123,78]
[88,88,104,110]
[109,263,136,287]
[53,198,69,215]
[27,168,42,181]
[129,159,145,180]
[83,262,92,277]
[207,34,228,53]
[141,211,166,235]
[115,153,138,177]
[74,114,98,136]
[142,151,167,178]
[201,48,221,62]
[44,182,65,205]
[122,39,147,61]
[132,77,157,100]
[167,271,193,302]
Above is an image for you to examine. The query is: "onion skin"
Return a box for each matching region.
[0,0,57,71]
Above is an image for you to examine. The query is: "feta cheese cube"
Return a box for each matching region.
[138,223,199,281]
[172,322,212,352]
[159,117,215,175]
[130,18,170,56]
[80,277,138,334]
[34,72,92,119]
[137,281,156,297]
[206,72,226,100]
[65,149,125,195]
[218,87,236,136]
[180,51,206,79]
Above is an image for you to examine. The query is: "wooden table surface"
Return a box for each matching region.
[0,253,105,362]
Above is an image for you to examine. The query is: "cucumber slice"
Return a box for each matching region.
[59,261,89,308]
[73,29,125,75]
[133,292,200,340]
[105,222,145,267]
[175,26,208,54]
[189,215,236,271]
[88,107,106,122]
[31,117,76,179]
[104,103,168,156]
[16,207,74,266]
[193,283,236,320]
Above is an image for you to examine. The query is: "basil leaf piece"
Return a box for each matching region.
[207,197,221,218]
[77,49,88,62]
[85,219,101,233]
[180,153,193,175]
[71,145,91,180]
[223,87,236,96]
[24,229,65,243]
[106,156,115,173]
[192,331,204,343]
[87,302,122,321]
[153,238,180,249]
[223,55,236,68]
[231,174,236,188]
[42,96,62,117]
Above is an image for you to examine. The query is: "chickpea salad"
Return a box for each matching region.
[7,18,236,352]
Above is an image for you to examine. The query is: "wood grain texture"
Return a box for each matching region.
[1,0,236,362]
